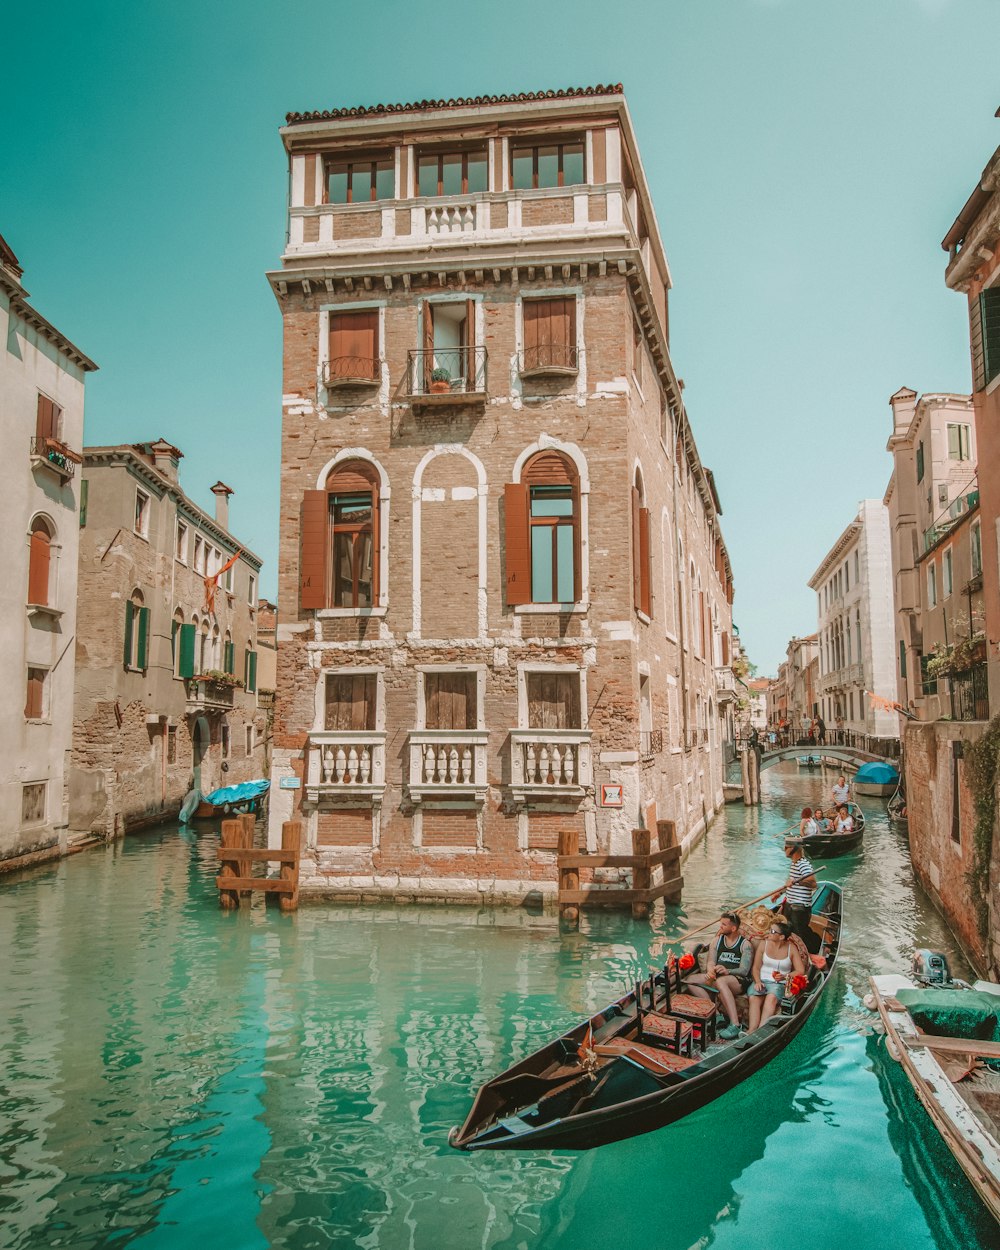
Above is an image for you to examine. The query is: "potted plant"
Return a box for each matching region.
[430,366,451,394]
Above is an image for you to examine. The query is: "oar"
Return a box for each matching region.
[653,870,829,950]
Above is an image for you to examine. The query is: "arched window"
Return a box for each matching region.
[631,469,651,618]
[505,451,580,605]
[27,518,53,607]
[223,629,234,676]
[300,459,381,610]
[199,619,210,673]
[124,589,148,671]
[211,623,221,672]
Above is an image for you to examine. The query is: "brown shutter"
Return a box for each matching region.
[36,395,56,441]
[523,299,539,369]
[303,154,317,206]
[356,310,378,378]
[536,298,553,367]
[504,482,531,606]
[464,298,476,382]
[631,486,642,611]
[369,475,380,603]
[25,670,42,720]
[28,527,51,606]
[639,507,652,618]
[329,313,349,376]
[422,300,434,389]
[300,490,329,610]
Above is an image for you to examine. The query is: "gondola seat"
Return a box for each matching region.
[663,982,719,1047]
[596,1038,697,1075]
[641,1012,696,1056]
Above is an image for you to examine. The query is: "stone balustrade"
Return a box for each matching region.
[509,729,592,803]
[305,730,386,805]
[407,730,488,802]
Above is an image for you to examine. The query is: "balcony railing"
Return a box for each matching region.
[30,436,79,481]
[426,201,479,235]
[950,663,990,722]
[304,730,386,805]
[323,356,381,388]
[408,730,489,802]
[715,666,736,703]
[923,488,980,552]
[518,345,580,377]
[639,729,663,761]
[510,729,592,802]
[185,679,236,713]
[402,346,488,405]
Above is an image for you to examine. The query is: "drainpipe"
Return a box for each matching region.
[670,405,689,745]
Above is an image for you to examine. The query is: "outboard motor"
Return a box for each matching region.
[911,949,953,987]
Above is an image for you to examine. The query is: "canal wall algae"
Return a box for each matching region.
[0,763,996,1248]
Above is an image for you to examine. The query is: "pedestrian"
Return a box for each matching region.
[816,714,826,745]
[831,774,850,807]
[835,715,844,745]
[772,839,818,952]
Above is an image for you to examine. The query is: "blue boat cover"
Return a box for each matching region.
[204,779,270,805]
[854,761,899,785]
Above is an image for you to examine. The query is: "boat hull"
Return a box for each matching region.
[854,781,895,797]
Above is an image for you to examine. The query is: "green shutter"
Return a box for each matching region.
[982,289,1000,388]
[899,640,907,680]
[136,607,150,671]
[79,479,88,528]
[224,640,234,675]
[178,622,196,678]
[916,442,925,483]
[245,649,257,694]
[123,600,134,668]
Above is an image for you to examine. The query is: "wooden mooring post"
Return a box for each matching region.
[216,818,302,911]
[556,820,684,926]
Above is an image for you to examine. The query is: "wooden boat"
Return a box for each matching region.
[800,803,865,858]
[450,882,843,1151]
[797,755,820,768]
[869,974,1000,1223]
[193,778,270,820]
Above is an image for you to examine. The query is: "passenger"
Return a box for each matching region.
[798,807,817,839]
[748,918,806,1030]
[813,807,831,833]
[683,911,752,1040]
[772,839,818,952]
[835,804,854,833]
[831,775,850,806]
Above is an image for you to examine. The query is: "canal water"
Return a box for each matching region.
[1,763,996,1249]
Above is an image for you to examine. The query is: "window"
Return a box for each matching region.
[27,518,53,607]
[123,591,149,671]
[21,782,46,827]
[193,534,203,573]
[521,297,577,373]
[420,299,476,390]
[224,564,234,593]
[504,452,580,606]
[943,547,953,598]
[920,654,938,696]
[244,648,257,694]
[35,393,62,444]
[899,640,907,680]
[245,725,255,756]
[424,671,477,730]
[951,743,963,844]
[972,520,982,577]
[223,631,234,676]
[167,726,178,765]
[525,671,581,729]
[80,479,88,527]
[171,610,184,677]
[916,441,925,483]
[510,140,584,190]
[417,147,487,197]
[632,472,652,618]
[327,310,380,383]
[176,619,196,679]
[947,423,971,461]
[326,154,394,204]
[927,562,937,608]
[175,520,188,563]
[198,620,209,673]
[248,573,256,606]
[301,460,383,612]
[221,724,230,759]
[325,672,377,730]
[976,287,1000,390]
[25,667,47,720]
[632,319,643,388]
[134,489,150,538]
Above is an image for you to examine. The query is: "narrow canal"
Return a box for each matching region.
[1,763,995,1249]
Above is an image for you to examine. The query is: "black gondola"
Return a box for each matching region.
[799,803,865,858]
[449,881,842,1151]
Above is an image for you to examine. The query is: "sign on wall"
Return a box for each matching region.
[600,783,623,808]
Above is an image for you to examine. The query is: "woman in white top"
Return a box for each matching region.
[834,803,854,833]
[748,919,806,1030]
[799,807,818,839]
[831,776,850,806]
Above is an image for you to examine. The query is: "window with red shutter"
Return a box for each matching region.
[521,298,577,374]
[518,452,579,605]
[27,519,52,606]
[327,311,379,384]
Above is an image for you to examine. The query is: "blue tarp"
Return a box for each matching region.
[204,779,270,806]
[855,761,899,785]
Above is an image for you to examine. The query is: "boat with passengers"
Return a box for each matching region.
[450,881,842,1151]
[800,803,865,858]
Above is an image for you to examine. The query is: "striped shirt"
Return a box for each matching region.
[786,855,815,906]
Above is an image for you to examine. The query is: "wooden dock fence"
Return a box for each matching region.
[216,815,301,912]
[557,819,683,926]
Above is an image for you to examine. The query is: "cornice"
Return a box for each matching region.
[808,520,864,589]
[1,269,98,372]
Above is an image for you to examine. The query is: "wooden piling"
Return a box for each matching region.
[741,748,752,805]
[558,827,580,927]
[632,828,651,919]
[219,818,240,910]
[238,813,255,899]
[656,820,684,904]
[279,820,302,913]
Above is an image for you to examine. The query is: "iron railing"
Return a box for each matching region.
[30,436,77,479]
[519,345,580,376]
[639,728,663,760]
[323,356,381,387]
[950,663,990,722]
[403,346,488,398]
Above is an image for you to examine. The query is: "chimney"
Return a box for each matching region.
[889,388,918,438]
[211,481,234,529]
[148,438,182,483]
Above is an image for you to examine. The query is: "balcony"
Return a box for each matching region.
[402,346,488,409]
[30,436,80,482]
[304,730,386,805]
[518,345,580,379]
[407,730,489,803]
[950,663,990,722]
[185,678,236,713]
[639,729,663,761]
[715,666,737,704]
[509,729,592,803]
[425,201,480,235]
[322,356,381,390]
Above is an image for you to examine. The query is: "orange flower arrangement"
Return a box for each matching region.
[678,952,696,972]
[788,973,809,997]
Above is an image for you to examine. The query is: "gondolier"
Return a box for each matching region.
[772,840,817,952]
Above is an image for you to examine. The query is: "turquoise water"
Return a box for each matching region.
[0,763,996,1249]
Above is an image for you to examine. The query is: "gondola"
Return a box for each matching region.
[191,778,270,820]
[449,881,842,1151]
[799,803,865,858]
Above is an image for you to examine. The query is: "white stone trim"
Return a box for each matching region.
[315,448,390,610]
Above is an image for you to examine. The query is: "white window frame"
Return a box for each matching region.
[134,488,150,539]
[21,780,47,827]
[175,519,188,564]
[247,572,256,606]
[942,546,953,598]
[517,662,588,730]
[314,665,386,733]
[927,562,937,608]
[245,724,255,756]
[25,664,50,722]
[415,664,486,730]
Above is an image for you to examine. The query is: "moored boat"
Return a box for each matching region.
[450,882,843,1151]
[869,972,1000,1223]
[193,778,270,820]
[854,760,900,797]
[800,803,865,858]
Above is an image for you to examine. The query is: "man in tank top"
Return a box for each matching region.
[683,912,753,1040]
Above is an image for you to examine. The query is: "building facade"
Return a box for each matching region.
[1,235,97,871]
[809,499,898,747]
[267,86,736,902]
[69,441,266,836]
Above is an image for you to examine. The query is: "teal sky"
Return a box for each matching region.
[4,0,996,676]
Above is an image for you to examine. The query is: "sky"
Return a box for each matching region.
[3,0,997,675]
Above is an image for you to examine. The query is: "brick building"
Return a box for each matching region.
[1,233,97,871]
[69,441,267,836]
[266,85,736,903]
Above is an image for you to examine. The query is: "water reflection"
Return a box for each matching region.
[0,763,987,1249]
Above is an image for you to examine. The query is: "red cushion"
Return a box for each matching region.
[670,994,716,1018]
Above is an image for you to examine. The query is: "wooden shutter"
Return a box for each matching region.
[137,607,150,671]
[328,313,349,371]
[123,600,134,668]
[426,672,475,729]
[178,623,196,678]
[422,299,434,389]
[224,640,235,675]
[80,479,88,527]
[247,651,257,694]
[325,673,376,730]
[300,490,329,610]
[504,482,531,606]
[357,310,378,378]
[631,487,642,611]
[303,154,318,207]
[25,670,43,720]
[982,288,1000,389]
[527,672,580,729]
[28,527,50,605]
[639,507,652,617]
[35,394,56,441]
[523,299,540,368]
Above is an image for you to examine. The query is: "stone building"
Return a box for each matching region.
[266,85,736,902]
[0,234,97,871]
[809,499,898,748]
[780,636,820,739]
[69,441,267,836]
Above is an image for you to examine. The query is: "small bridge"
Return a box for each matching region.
[758,745,896,773]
